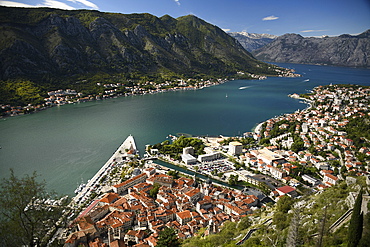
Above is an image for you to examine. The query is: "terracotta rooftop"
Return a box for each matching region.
[276,185,296,194]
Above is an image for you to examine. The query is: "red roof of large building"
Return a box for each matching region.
[276,185,296,194]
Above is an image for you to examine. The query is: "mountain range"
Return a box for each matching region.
[251,30,370,68]
[228,32,277,52]
[0,7,282,84]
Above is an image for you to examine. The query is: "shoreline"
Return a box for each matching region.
[0,78,228,119]
[253,122,265,134]
[253,93,313,135]
[73,135,137,205]
[1,67,301,119]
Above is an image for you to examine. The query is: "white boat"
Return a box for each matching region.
[74,183,86,194]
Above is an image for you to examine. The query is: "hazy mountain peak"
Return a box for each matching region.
[230,31,278,39]
[228,31,277,52]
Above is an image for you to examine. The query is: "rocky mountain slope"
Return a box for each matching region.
[0,7,282,84]
[252,30,370,67]
[228,31,277,52]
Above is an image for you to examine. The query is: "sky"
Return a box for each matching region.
[0,0,369,37]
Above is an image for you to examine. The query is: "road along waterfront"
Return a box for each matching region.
[73,135,138,205]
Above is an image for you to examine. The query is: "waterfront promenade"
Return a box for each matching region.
[73,135,137,205]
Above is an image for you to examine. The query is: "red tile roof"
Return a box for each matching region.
[276,185,296,194]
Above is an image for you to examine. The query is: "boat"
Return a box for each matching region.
[74,183,86,194]
[226,94,228,98]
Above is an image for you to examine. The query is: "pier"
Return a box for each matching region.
[73,135,138,205]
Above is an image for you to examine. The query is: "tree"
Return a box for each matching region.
[276,195,294,213]
[0,170,68,247]
[237,216,251,231]
[273,211,290,231]
[167,170,179,179]
[348,189,363,247]
[286,208,301,247]
[156,227,180,247]
[228,174,239,186]
[358,211,370,247]
[149,183,161,199]
[316,206,328,247]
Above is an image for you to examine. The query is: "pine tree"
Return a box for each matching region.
[348,189,363,247]
[358,211,370,247]
[316,206,328,247]
[286,207,301,247]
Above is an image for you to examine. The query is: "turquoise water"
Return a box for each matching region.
[0,63,369,195]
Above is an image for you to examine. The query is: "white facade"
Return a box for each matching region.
[182,153,197,165]
[302,174,319,185]
[228,141,243,155]
[198,152,222,162]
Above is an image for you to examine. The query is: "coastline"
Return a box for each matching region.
[1,67,300,119]
[55,83,368,247]
[0,78,228,119]
[73,135,137,205]
[288,93,314,111]
[252,93,314,135]
[253,122,265,134]
[71,86,312,202]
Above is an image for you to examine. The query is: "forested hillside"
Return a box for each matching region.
[0,6,293,107]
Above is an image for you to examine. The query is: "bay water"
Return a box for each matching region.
[0,63,369,195]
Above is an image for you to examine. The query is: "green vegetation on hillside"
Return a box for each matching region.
[183,178,370,246]
[342,115,370,149]
[0,79,45,106]
[0,6,293,107]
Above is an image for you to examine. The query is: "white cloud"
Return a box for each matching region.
[0,0,35,7]
[222,28,231,32]
[262,15,279,21]
[174,0,180,6]
[300,29,327,33]
[67,0,98,9]
[41,0,75,9]
[0,0,75,9]
[0,0,99,10]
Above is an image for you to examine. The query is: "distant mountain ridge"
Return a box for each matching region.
[252,30,370,68]
[0,7,283,84]
[228,32,277,52]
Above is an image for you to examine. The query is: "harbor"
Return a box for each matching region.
[72,133,252,209]
[57,131,279,246]
[73,135,138,205]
